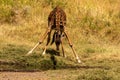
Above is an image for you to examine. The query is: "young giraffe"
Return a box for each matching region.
[27,6,81,63]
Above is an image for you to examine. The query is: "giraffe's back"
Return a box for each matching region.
[48,6,66,31]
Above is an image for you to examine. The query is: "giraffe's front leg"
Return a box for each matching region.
[64,30,81,63]
[26,27,51,56]
[42,28,52,55]
[26,42,40,56]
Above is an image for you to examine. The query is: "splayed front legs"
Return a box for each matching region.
[26,28,81,63]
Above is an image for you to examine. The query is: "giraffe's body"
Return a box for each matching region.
[48,6,66,31]
[47,6,67,51]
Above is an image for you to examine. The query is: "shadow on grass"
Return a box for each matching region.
[0,44,105,72]
[46,49,60,56]
[0,66,104,72]
[0,60,105,72]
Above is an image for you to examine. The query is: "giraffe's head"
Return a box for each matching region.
[54,30,62,50]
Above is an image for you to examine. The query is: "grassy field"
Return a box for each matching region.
[0,0,120,80]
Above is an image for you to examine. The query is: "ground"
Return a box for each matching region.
[0,55,120,80]
[0,72,48,80]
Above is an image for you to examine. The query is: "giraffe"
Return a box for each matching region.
[27,6,81,63]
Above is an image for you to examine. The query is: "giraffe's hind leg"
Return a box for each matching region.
[61,35,66,58]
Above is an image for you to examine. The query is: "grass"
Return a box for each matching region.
[0,37,120,79]
[0,0,120,80]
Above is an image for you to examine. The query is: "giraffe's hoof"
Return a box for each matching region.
[63,55,67,58]
[26,51,32,56]
[42,51,46,55]
[77,59,82,63]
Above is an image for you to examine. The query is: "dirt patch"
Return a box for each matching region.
[0,72,49,80]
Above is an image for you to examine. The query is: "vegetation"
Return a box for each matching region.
[0,0,120,80]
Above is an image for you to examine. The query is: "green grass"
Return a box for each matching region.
[0,40,120,80]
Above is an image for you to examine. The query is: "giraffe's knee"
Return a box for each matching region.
[70,44,73,47]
